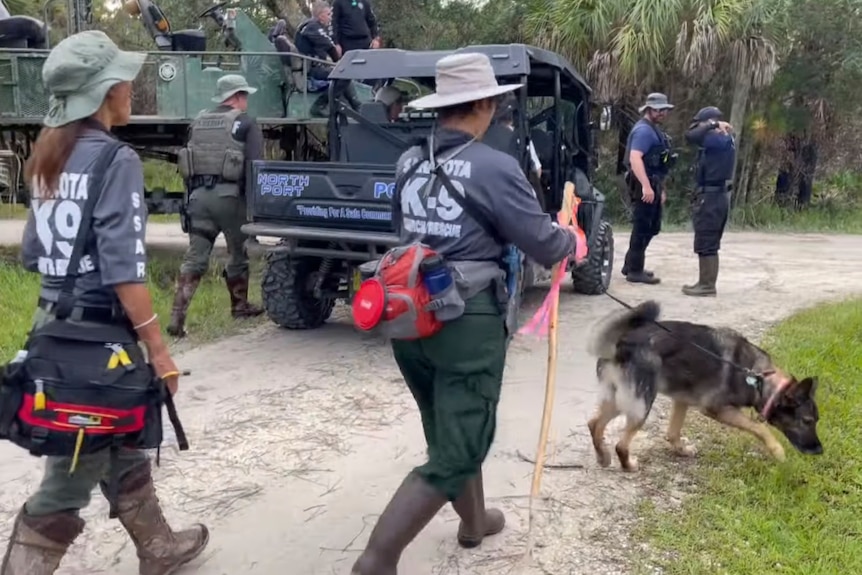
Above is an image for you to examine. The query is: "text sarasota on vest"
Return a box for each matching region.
[31,171,146,279]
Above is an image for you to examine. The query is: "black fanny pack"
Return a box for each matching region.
[0,140,188,518]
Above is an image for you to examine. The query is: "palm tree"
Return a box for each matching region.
[524,0,782,192]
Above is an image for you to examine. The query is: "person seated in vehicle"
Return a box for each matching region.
[295,0,361,117]
[482,92,545,208]
[0,0,47,49]
[374,85,406,121]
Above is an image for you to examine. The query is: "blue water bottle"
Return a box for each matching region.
[420,255,452,297]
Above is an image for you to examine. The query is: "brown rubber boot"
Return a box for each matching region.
[107,462,209,575]
[0,506,84,575]
[166,273,202,338]
[351,472,447,575]
[452,469,505,548]
[682,255,718,297]
[223,270,264,319]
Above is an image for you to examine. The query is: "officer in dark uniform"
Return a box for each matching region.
[682,106,736,296]
[621,92,676,284]
[331,0,380,54]
[350,52,578,574]
[295,0,361,116]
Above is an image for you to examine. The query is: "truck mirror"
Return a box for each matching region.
[600,105,612,131]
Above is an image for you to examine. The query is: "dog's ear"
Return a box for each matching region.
[795,376,818,397]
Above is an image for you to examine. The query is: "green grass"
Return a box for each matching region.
[635,298,862,575]
[0,245,265,361]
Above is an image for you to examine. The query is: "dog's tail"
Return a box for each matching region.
[587,300,661,359]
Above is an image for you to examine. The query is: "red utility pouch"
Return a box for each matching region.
[352,243,443,340]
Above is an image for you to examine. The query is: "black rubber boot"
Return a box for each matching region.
[351,473,447,575]
[682,255,718,297]
[451,469,505,549]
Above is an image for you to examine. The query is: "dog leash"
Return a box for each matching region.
[599,289,766,389]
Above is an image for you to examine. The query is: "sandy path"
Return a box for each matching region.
[1,224,861,575]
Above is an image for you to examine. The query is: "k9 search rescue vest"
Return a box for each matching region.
[177,108,246,184]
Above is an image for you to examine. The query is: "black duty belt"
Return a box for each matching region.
[37,297,125,324]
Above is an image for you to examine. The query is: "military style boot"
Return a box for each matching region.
[451,469,505,548]
[682,255,718,297]
[166,273,202,338]
[0,506,84,575]
[351,473,447,575]
[223,270,264,319]
[106,462,209,575]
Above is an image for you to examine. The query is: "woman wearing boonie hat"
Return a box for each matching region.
[351,52,578,574]
[2,30,209,575]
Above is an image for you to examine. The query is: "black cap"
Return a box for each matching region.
[693,106,722,122]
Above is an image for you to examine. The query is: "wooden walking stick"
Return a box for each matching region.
[521,181,581,561]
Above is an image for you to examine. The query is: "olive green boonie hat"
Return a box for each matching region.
[41,30,146,128]
[212,74,258,103]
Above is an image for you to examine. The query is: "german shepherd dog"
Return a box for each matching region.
[586,300,823,471]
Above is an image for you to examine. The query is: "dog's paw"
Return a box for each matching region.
[666,437,698,458]
[595,448,613,468]
[620,456,639,472]
[770,444,786,462]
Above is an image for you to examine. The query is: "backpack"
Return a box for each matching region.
[0,140,188,518]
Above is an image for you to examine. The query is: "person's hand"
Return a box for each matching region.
[149,345,180,395]
[567,225,589,263]
[370,37,381,49]
[642,185,655,203]
[717,121,732,134]
[661,190,667,205]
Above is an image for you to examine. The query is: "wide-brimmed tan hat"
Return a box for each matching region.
[638,92,674,114]
[407,52,521,110]
[41,30,146,128]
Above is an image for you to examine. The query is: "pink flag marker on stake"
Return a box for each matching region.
[517,197,589,339]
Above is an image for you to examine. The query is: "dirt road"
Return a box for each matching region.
[1,223,861,574]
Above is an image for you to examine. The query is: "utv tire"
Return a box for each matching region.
[261,251,335,330]
[571,220,614,295]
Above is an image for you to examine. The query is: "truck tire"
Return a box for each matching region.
[571,220,614,295]
[261,252,335,330]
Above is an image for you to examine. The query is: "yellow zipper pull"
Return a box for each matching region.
[34,379,46,411]
[69,428,85,475]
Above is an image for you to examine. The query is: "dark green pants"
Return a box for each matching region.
[391,290,507,501]
[181,190,250,278]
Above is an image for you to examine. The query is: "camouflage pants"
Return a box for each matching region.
[180,191,251,278]
[23,307,150,517]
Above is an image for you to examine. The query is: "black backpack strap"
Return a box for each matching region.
[392,137,505,245]
[54,140,128,321]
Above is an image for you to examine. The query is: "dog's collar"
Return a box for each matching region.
[760,377,793,420]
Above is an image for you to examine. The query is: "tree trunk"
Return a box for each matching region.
[728,64,751,198]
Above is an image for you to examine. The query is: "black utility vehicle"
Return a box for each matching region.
[242,44,614,332]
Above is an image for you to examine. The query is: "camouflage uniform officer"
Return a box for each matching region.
[4,31,208,574]
[351,53,577,574]
[167,74,264,337]
[682,106,736,297]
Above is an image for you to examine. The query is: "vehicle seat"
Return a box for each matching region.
[171,29,206,52]
[0,16,47,49]
[273,34,305,92]
[359,102,388,123]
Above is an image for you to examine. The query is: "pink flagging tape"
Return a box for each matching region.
[517,200,589,338]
